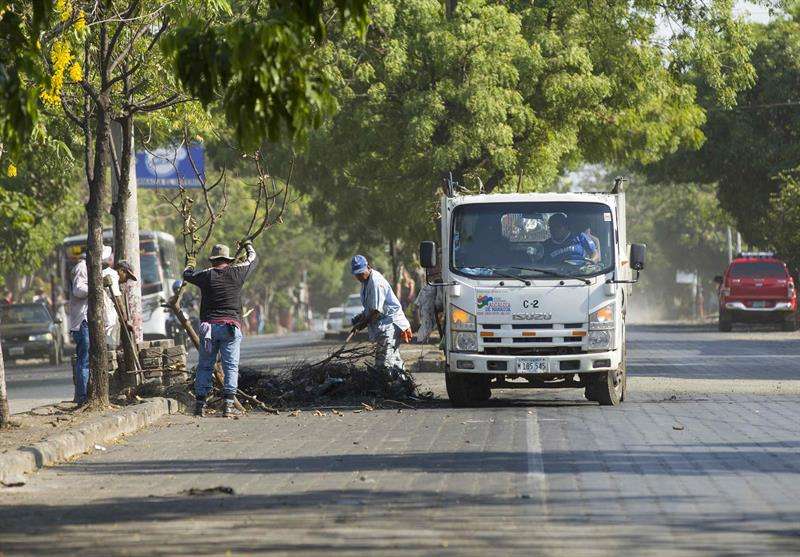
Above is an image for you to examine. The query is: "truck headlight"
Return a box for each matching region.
[588,330,612,350]
[450,305,476,331]
[589,304,615,330]
[452,331,478,352]
[29,333,53,342]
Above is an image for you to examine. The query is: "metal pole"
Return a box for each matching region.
[726,227,733,262]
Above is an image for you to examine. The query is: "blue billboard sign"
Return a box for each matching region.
[136,145,205,189]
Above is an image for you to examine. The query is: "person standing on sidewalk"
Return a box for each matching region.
[69,254,90,405]
[349,255,413,374]
[183,241,257,417]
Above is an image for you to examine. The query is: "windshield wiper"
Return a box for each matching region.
[489,269,531,286]
[508,266,591,285]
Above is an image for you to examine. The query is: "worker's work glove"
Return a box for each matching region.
[102,275,112,287]
[186,255,196,269]
[400,329,413,344]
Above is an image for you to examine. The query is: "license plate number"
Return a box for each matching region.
[517,358,549,373]
[752,301,767,308]
[9,347,24,356]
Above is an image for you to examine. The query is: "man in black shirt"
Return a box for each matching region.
[183,241,257,417]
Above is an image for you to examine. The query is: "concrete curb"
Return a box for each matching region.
[0,397,178,486]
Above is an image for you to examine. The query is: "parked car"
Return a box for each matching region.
[325,306,346,334]
[342,293,364,330]
[715,252,797,332]
[0,303,64,364]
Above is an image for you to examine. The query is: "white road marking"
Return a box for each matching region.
[526,409,546,503]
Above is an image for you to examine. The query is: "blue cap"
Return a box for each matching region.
[351,254,369,275]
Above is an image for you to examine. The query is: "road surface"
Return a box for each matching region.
[2,324,799,555]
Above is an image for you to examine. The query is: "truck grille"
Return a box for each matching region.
[484,346,584,356]
[479,322,586,350]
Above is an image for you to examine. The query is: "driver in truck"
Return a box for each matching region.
[541,213,597,265]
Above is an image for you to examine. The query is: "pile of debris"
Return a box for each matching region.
[237,344,430,409]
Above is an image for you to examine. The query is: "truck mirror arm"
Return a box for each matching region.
[606,270,641,284]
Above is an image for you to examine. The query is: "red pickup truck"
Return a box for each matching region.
[716,253,797,332]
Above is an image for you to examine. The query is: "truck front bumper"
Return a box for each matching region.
[446,349,621,375]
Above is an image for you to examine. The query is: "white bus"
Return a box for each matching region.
[60,230,181,339]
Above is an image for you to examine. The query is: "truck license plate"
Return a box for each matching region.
[9,347,24,356]
[752,301,767,308]
[517,358,549,373]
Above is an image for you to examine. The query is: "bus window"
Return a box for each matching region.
[140,253,163,296]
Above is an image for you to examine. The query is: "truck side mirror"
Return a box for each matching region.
[713,275,723,285]
[630,244,646,271]
[420,241,437,269]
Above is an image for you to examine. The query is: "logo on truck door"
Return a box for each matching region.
[477,294,511,314]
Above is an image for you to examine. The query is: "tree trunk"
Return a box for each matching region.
[0,341,10,427]
[389,239,401,297]
[111,117,143,343]
[86,91,111,406]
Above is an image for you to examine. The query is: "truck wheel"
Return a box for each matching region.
[445,372,491,407]
[718,313,732,332]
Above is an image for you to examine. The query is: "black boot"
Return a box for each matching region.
[223,395,242,417]
[194,397,206,417]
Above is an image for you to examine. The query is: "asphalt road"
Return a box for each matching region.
[2,324,800,555]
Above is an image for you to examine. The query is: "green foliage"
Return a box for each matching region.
[162,0,370,150]
[768,171,800,272]
[0,1,53,157]
[642,9,800,251]
[0,138,82,274]
[293,0,756,262]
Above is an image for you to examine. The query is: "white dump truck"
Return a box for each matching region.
[419,181,645,407]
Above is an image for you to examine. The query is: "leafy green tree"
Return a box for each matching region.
[293,0,756,267]
[643,6,800,254]
[0,0,53,163]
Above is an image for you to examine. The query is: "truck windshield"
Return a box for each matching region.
[451,202,615,279]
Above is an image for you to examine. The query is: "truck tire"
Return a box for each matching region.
[445,372,491,407]
[781,318,797,332]
[587,343,626,406]
[718,312,732,332]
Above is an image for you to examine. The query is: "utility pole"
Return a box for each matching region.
[111,119,144,344]
[726,226,733,262]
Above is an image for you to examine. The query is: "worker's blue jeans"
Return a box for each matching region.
[195,323,242,398]
[71,320,90,404]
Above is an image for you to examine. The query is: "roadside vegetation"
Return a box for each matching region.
[1,0,797,417]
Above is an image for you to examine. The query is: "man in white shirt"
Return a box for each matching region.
[69,254,89,405]
[101,246,121,348]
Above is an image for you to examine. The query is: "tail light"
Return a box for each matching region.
[788,282,795,299]
[720,283,731,297]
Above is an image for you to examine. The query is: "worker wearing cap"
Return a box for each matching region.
[101,246,121,347]
[183,241,257,417]
[350,255,412,374]
[102,256,139,337]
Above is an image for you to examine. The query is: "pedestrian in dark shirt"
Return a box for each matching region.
[183,241,257,417]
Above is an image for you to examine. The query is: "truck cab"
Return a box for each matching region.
[420,188,645,407]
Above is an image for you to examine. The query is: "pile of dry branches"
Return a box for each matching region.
[237,344,428,409]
